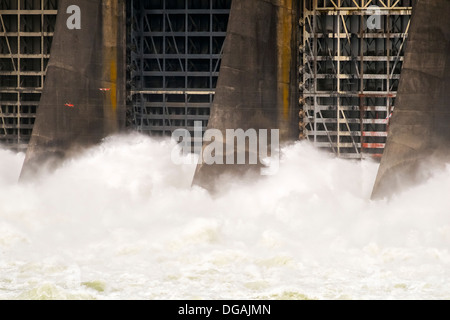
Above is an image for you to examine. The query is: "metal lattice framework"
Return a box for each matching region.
[0,0,57,151]
[299,0,412,159]
[127,0,231,140]
[1,0,415,159]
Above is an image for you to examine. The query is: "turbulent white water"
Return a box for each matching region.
[1,134,450,300]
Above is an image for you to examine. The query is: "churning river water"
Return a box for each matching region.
[1,134,449,300]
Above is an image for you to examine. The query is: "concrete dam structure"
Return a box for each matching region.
[17,0,126,179]
[371,0,450,199]
[192,0,299,191]
[0,0,448,198]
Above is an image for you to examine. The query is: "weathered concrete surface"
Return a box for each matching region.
[371,0,450,199]
[192,0,299,192]
[20,0,126,180]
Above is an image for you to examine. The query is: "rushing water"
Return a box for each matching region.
[0,134,449,300]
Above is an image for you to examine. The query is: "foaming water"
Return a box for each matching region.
[1,134,450,300]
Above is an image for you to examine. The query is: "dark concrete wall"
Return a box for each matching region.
[20,0,126,179]
[371,0,450,199]
[192,0,299,191]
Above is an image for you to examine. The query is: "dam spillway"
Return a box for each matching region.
[3,0,449,198]
[2,0,450,302]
